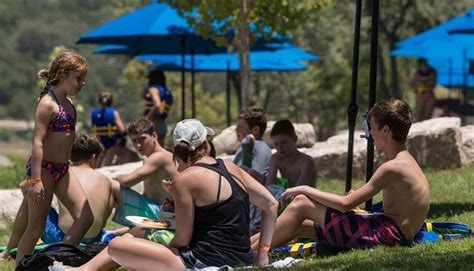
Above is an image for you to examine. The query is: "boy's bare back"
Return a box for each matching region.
[59,165,113,238]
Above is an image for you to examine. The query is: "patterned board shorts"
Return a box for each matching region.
[315,207,408,249]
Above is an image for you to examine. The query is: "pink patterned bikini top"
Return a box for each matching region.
[47,91,76,133]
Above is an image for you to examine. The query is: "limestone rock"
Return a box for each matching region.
[0,154,11,167]
[0,190,58,222]
[213,121,316,154]
[305,131,385,180]
[407,117,463,169]
[96,161,144,193]
[212,125,241,155]
[460,125,474,166]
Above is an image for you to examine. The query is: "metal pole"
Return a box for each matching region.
[191,49,196,118]
[461,48,467,125]
[366,0,379,211]
[226,60,231,127]
[345,0,362,193]
[181,36,186,120]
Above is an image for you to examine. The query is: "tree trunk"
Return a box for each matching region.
[236,0,251,108]
[377,44,391,98]
[389,42,401,99]
[229,72,242,110]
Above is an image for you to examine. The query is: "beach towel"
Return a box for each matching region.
[112,188,160,227]
[414,221,472,243]
[271,242,317,258]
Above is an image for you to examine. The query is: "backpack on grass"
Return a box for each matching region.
[15,243,106,271]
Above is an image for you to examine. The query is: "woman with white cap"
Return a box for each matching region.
[105,119,278,270]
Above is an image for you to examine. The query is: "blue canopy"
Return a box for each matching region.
[94,42,318,71]
[447,8,474,34]
[397,9,474,47]
[391,9,474,89]
[148,59,308,72]
[94,42,318,61]
[140,52,315,72]
[77,1,225,54]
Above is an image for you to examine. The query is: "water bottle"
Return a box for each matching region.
[275,169,289,189]
[241,135,254,168]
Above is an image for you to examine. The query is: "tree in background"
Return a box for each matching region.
[377,0,473,100]
[162,0,330,108]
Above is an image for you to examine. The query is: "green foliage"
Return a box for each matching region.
[0,0,123,121]
[0,154,26,189]
[163,0,331,107]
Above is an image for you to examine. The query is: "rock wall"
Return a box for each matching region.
[213,121,316,154]
[215,117,473,180]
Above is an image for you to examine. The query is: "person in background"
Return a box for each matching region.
[251,99,429,255]
[409,58,437,122]
[142,69,173,146]
[90,91,125,166]
[233,106,272,184]
[16,50,93,265]
[265,119,315,188]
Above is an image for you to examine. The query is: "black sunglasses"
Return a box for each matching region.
[361,114,371,140]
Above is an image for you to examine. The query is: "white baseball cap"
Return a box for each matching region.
[173,119,215,151]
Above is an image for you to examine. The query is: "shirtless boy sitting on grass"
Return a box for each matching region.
[252,98,430,252]
[265,119,315,188]
[111,118,178,225]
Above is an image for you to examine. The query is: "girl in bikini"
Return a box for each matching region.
[15,50,94,265]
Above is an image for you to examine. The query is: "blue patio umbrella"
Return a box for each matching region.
[78,1,228,120]
[391,33,474,89]
[135,43,319,67]
[77,1,224,54]
[147,57,308,72]
[138,47,318,124]
[446,8,474,34]
[397,9,474,47]
[93,42,316,59]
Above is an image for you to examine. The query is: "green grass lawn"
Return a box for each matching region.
[0,164,472,270]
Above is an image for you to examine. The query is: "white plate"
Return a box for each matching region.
[125,215,176,230]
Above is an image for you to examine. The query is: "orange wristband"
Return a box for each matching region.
[259,244,271,251]
[27,177,42,185]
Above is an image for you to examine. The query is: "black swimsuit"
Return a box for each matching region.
[179,159,253,268]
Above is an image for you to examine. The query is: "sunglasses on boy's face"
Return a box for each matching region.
[361,114,371,140]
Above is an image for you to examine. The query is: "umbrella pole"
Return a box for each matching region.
[461,48,467,125]
[365,0,379,211]
[226,60,231,127]
[181,36,186,120]
[345,0,362,193]
[191,49,196,118]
